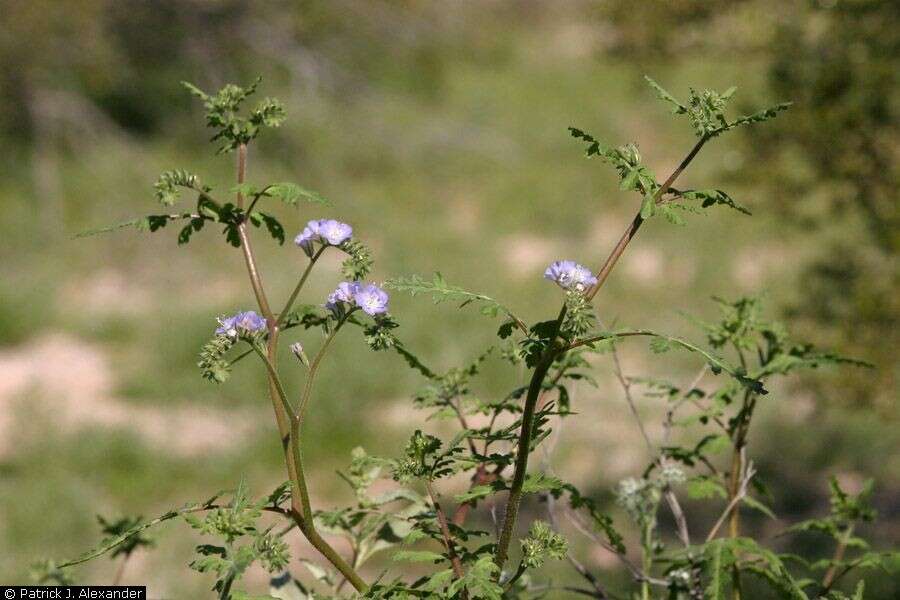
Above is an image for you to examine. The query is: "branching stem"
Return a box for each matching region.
[233,144,368,592]
[425,482,466,583]
[586,135,707,301]
[493,137,709,575]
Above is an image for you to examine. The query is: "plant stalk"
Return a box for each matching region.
[493,136,710,574]
[234,144,368,592]
[494,350,557,571]
[276,246,327,328]
[586,135,707,301]
[426,482,466,582]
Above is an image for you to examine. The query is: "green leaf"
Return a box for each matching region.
[76,213,188,238]
[704,540,733,600]
[265,183,330,206]
[698,434,731,456]
[644,76,687,114]
[251,211,285,244]
[392,550,445,563]
[521,521,568,568]
[450,555,502,600]
[386,273,526,333]
[59,503,207,568]
[455,484,499,504]
[640,196,656,219]
[154,169,201,206]
[250,97,286,128]
[743,495,777,519]
[522,473,564,494]
[182,78,283,152]
[674,188,751,215]
[96,515,154,558]
[649,336,671,353]
[713,102,793,135]
[687,476,727,500]
[339,239,373,281]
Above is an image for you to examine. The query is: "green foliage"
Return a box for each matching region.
[340,239,374,281]
[393,430,463,482]
[561,290,596,339]
[80,82,329,252]
[198,333,238,383]
[154,169,203,206]
[453,555,503,599]
[267,183,330,207]
[184,482,293,597]
[363,315,399,351]
[234,182,331,208]
[520,521,568,569]
[96,514,154,558]
[568,128,660,198]
[386,273,526,332]
[670,188,751,215]
[644,76,791,138]
[29,559,73,586]
[570,76,788,233]
[59,70,893,600]
[789,476,877,548]
[183,78,285,153]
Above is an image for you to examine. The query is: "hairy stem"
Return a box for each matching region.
[640,520,654,600]
[235,144,274,322]
[233,144,367,592]
[296,516,368,593]
[727,390,757,600]
[821,524,855,589]
[494,350,557,572]
[503,562,528,592]
[426,482,466,582]
[493,137,709,575]
[586,136,707,301]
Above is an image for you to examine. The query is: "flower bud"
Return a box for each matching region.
[290,342,309,367]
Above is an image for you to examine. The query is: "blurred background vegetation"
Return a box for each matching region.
[0,0,896,597]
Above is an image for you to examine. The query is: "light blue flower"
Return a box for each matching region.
[294,219,353,255]
[544,260,598,292]
[317,219,353,245]
[354,283,390,316]
[325,281,361,314]
[216,310,267,337]
[294,225,317,255]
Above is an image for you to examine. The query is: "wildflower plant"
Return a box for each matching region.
[54,76,899,600]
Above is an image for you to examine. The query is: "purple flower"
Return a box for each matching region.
[317,219,353,245]
[325,281,361,314]
[354,283,390,316]
[294,225,317,254]
[216,310,267,337]
[544,260,598,292]
[294,219,352,254]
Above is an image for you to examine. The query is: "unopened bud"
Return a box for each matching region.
[290,342,309,367]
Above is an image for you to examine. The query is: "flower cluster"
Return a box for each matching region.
[616,476,660,523]
[294,219,353,256]
[544,260,597,292]
[325,281,389,317]
[215,310,267,338]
